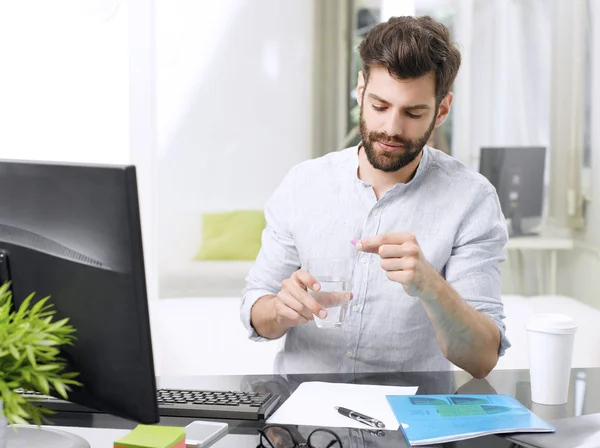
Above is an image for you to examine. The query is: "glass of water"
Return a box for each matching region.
[305,257,354,329]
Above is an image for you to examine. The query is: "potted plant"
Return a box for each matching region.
[0,282,81,447]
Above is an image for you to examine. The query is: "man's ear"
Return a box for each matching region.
[356,71,366,106]
[435,92,453,127]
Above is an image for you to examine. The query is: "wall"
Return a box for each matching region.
[156,0,315,268]
[0,1,129,164]
[0,0,318,376]
[0,0,163,372]
[557,0,600,309]
[447,0,600,308]
[0,0,160,301]
[154,0,317,375]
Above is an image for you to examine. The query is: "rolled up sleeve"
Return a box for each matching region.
[240,168,301,341]
[444,191,511,357]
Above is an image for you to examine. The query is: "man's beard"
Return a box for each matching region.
[359,108,436,173]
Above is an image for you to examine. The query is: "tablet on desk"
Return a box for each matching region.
[184,421,228,448]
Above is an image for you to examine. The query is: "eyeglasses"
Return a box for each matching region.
[257,425,343,448]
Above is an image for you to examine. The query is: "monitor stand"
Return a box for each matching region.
[7,426,90,448]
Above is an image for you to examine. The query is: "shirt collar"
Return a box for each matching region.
[350,142,432,188]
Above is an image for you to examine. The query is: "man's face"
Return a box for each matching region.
[356,66,451,173]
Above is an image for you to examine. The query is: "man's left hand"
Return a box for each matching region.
[355,233,440,298]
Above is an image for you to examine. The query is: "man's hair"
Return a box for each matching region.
[358,16,461,102]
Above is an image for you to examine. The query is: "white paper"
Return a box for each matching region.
[266,381,418,430]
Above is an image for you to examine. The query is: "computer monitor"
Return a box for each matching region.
[479,146,546,237]
[0,159,159,424]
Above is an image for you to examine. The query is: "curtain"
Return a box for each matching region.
[311,0,350,158]
[452,0,551,168]
[546,0,587,230]
[451,0,588,231]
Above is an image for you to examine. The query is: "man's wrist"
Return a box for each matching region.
[250,294,274,336]
[251,294,287,339]
[422,268,450,302]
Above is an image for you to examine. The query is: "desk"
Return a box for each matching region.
[506,235,574,295]
[40,368,600,448]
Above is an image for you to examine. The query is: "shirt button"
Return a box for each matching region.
[346,351,353,358]
[371,209,379,216]
[353,305,360,312]
[360,256,367,264]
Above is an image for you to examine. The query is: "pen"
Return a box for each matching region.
[334,406,386,429]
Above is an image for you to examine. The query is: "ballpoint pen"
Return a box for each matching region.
[334,406,386,429]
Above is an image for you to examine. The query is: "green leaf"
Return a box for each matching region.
[33,339,59,347]
[34,364,59,372]
[9,415,29,426]
[15,403,30,418]
[29,297,50,316]
[12,355,26,370]
[26,346,37,368]
[0,282,11,296]
[14,293,34,321]
[8,344,19,360]
[46,318,70,331]
[35,375,50,395]
[51,380,68,399]
[0,288,80,425]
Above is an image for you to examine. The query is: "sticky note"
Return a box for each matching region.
[114,424,185,448]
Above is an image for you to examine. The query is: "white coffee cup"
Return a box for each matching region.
[526,313,577,405]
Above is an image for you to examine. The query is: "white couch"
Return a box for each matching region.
[158,261,254,298]
[150,296,283,377]
[150,295,600,377]
[157,208,257,298]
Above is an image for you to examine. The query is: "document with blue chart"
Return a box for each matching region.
[385,394,554,446]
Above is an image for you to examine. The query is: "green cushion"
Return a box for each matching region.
[195,210,265,261]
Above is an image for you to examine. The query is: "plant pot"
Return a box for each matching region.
[0,401,6,448]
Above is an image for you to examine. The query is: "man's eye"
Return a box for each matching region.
[372,105,387,112]
[406,112,423,119]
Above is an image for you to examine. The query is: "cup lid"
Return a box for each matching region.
[526,313,577,334]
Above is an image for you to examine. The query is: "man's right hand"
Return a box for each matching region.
[250,269,327,339]
[273,269,328,327]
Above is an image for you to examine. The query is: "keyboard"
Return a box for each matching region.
[18,388,280,421]
[155,388,280,420]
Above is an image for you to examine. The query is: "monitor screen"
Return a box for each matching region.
[479,147,546,236]
[0,159,159,424]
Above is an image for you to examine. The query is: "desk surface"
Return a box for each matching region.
[506,235,574,250]
[44,368,600,448]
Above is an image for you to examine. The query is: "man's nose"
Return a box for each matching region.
[382,109,403,137]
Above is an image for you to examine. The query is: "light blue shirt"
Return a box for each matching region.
[240,145,510,374]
